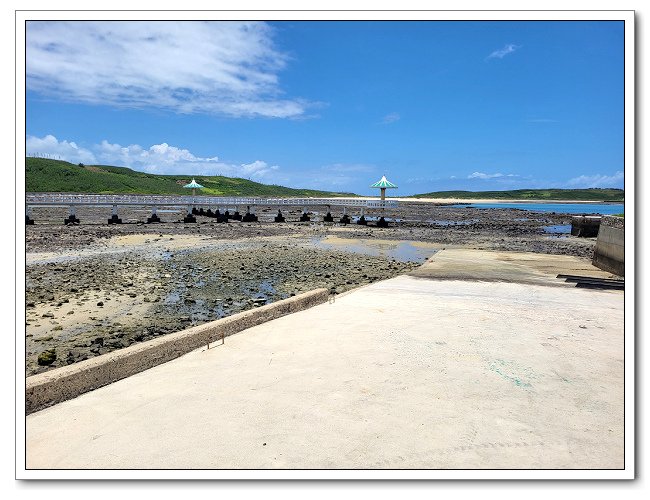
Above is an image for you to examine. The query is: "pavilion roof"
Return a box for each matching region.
[183,179,204,189]
[370,175,397,188]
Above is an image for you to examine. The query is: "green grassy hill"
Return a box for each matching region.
[25,157,357,197]
[410,188,624,202]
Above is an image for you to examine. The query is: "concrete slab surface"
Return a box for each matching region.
[25,250,624,470]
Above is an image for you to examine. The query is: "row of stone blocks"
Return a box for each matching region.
[28,211,389,227]
[190,207,260,223]
[275,211,389,227]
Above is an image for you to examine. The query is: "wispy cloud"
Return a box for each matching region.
[486,44,521,60]
[380,112,400,124]
[26,21,312,118]
[566,171,624,188]
[26,134,280,180]
[468,171,518,179]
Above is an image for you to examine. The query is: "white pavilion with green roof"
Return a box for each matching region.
[370,175,398,200]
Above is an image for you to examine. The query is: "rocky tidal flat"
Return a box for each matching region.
[25,239,419,376]
[24,201,599,376]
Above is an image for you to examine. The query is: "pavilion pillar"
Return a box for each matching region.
[108,204,122,224]
[184,205,196,223]
[339,206,350,224]
[147,206,161,223]
[324,204,334,222]
[357,206,367,225]
[64,205,80,225]
[242,205,258,222]
[26,206,34,225]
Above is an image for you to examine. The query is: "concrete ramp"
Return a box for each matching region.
[410,248,617,285]
[25,250,624,471]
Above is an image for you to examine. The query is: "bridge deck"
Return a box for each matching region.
[26,194,397,209]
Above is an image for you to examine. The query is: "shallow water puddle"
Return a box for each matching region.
[309,236,438,263]
[426,219,480,226]
[543,224,571,234]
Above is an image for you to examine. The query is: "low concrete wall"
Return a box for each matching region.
[26,288,329,414]
[592,216,624,276]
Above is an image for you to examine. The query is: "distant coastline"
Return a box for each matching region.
[395,197,624,205]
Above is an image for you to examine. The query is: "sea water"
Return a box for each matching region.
[454,202,624,215]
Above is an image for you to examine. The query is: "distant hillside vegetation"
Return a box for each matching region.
[25,157,357,197]
[410,188,624,202]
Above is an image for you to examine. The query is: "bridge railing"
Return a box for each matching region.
[25,193,398,209]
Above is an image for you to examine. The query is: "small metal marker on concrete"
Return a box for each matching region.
[207,330,225,350]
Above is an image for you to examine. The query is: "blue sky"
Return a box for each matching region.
[25,20,625,196]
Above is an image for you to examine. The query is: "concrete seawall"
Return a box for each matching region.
[26,288,329,414]
[592,215,624,276]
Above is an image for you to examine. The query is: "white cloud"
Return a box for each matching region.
[97,141,279,179]
[26,134,96,164]
[468,171,516,179]
[26,21,311,118]
[27,134,280,180]
[381,112,400,124]
[487,44,521,60]
[566,171,624,188]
